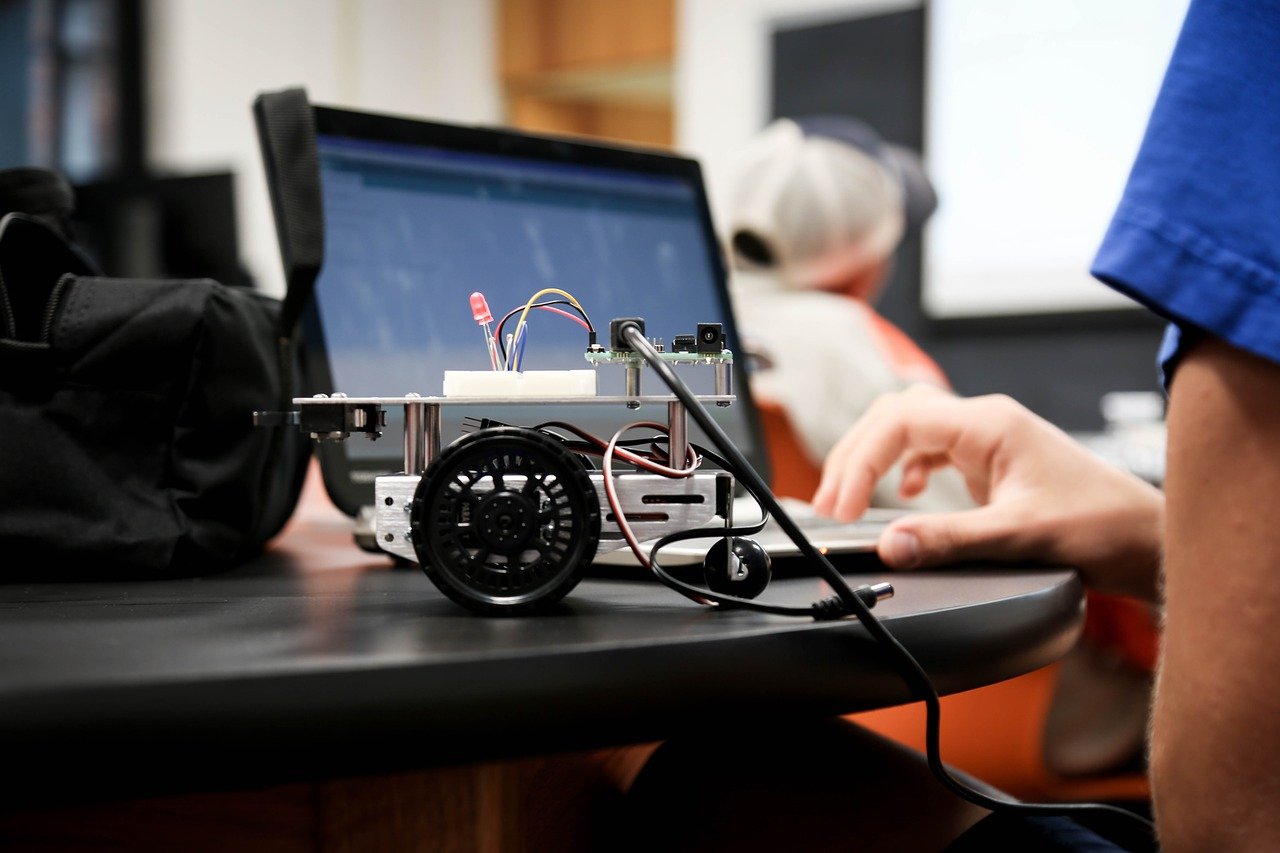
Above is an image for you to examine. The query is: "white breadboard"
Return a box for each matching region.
[442,370,598,398]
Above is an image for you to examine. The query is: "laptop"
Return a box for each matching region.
[266,104,892,562]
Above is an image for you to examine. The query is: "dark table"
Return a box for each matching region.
[0,507,1083,811]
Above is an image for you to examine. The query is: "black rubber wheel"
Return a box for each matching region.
[410,427,601,614]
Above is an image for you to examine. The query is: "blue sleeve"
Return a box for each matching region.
[1090,0,1280,382]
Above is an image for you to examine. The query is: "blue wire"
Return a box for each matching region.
[515,324,529,371]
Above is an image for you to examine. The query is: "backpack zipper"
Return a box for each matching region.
[0,263,13,339]
[39,273,75,344]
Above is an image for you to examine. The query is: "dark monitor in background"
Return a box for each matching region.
[71,172,252,287]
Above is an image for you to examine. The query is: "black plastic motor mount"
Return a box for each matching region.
[410,427,601,614]
[702,536,772,600]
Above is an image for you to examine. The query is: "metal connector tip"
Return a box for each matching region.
[869,581,895,602]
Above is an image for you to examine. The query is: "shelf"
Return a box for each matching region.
[500,0,675,147]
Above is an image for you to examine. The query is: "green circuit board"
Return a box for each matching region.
[583,349,734,367]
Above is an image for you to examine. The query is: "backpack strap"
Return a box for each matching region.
[253,87,325,409]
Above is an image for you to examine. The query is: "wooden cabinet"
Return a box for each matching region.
[500,0,675,147]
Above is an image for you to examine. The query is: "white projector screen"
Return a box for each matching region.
[924,0,1189,318]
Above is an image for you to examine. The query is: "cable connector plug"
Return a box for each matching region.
[811,582,895,620]
[461,416,509,434]
[810,596,849,621]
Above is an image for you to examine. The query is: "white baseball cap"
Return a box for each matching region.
[722,116,937,290]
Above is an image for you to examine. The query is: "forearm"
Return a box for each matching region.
[1154,338,1280,850]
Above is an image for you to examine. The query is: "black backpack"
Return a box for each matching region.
[0,91,320,579]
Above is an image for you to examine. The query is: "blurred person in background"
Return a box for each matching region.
[719,116,967,510]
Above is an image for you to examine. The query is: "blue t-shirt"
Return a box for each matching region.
[1091,0,1280,383]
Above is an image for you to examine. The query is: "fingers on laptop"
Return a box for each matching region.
[877,505,1034,570]
[814,389,1013,522]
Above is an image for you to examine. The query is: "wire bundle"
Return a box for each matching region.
[493,288,595,370]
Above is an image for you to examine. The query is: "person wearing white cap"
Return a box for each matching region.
[721,115,965,509]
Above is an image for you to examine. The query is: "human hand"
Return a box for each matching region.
[812,387,1164,600]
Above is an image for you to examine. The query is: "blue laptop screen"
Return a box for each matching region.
[313,133,754,463]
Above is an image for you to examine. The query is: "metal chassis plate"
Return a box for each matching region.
[374,471,730,564]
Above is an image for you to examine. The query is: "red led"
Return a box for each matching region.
[469,291,493,325]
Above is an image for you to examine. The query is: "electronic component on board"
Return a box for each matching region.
[609,316,646,351]
[696,322,724,355]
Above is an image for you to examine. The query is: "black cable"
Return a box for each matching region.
[561,422,818,613]
[617,322,1156,840]
[642,443,846,616]
[556,436,675,471]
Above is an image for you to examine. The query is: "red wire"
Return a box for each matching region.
[538,421,698,475]
[535,304,591,330]
[494,300,593,364]
[601,422,711,606]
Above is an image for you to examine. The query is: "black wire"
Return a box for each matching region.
[616,322,1156,840]
[561,437,658,451]
[557,437,666,470]
[495,300,594,362]
[642,443,822,616]
[534,423,655,448]
[642,447,891,617]
[537,423,684,472]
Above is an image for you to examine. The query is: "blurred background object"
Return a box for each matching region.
[499,0,675,147]
[0,0,143,184]
[1075,391,1167,486]
[0,0,1183,430]
[696,0,1179,432]
[717,114,968,510]
[73,172,252,285]
[0,0,252,282]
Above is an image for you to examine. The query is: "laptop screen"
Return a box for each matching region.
[306,119,762,508]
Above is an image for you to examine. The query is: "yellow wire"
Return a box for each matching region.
[509,287,586,369]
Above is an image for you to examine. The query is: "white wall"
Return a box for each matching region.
[924,0,1187,317]
[146,0,501,297]
[676,0,918,214]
